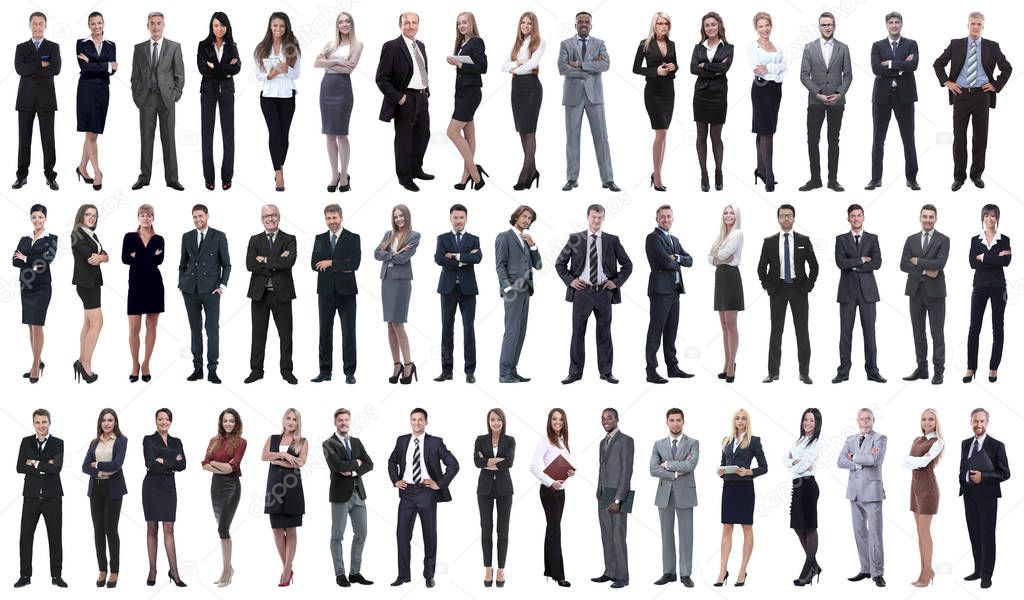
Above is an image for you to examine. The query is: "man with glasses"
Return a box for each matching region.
[799,12,852,192]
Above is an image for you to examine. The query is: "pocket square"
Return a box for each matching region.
[797,246,806,250]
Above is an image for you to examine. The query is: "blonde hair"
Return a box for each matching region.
[453,12,480,54]
[137,204,155,233]
[753,11,772,28]
[643,12,671,52]
[709,204,741,256]
[322,12,359,57]
[920,408,945,465]
[281,408,304,447]
[722,408,752,451]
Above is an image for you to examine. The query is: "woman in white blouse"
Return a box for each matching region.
[747,12,786,192]
[254,12,301,192]
[902,408,944,587]
[503,12,545,190]
[315,12,362,192]
[708,204,743,382]
[786,408,821,586]
[529,408,575,587]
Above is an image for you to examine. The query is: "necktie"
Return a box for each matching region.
[855,234,861,250]
[34,40,41,50]
[455,232,463,250]
[199,231,205,246]
[411,41,428,88]
[971,439,981,458]
[343,437,352,459]
[265,234,275,287]
[580,37,588,61]
[267,233,275,247]
[36,438,44,454]
[783,233,792,283]
[922,232,931,252]
[412,438,422,484]
[151,42,160,86]
[966,40,978,87]
[671,439,678,460]
[330,233,338,251]
[858,435,865,448]
[890,42,899,87]
[604,432,613,452]
[589,234,599,285]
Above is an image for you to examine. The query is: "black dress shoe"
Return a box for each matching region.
[12,177,28,189]
[864,180,881,190]
[561,373,582,384]
[646,372,668,384]
[52,577,68,588]
[166,181,185,191]
[762,374,779,383]
[557,580,571,587]
[499,375,519,383]
[602,181,621,192]
[208,370,222,384]
[591,575,613,583]
[46,178,59,191]
[931,372,944,385]
[866,372,887,383]
[349,573,373,585]
[311,373,332,382]
[390,577,411,586]
[610,580,628,588]
[972,178,985,188]
[425,578,435,588]
[902,367,929,381]
[848,572,871,582]
[187,367,203,381]
[951,180,965,191]
[433,372,453,382]
[412,171,435,181]
[466,373,476,383]
[832,374,848,383]
[562,179,578,191]
[600,373,619,384]
[400,180,420,192]
[346,374,356,384]
[667,368,694,378]
[337,574,351,587]
[680,576,694,587]
[799,374,813,385]
[873,576,886,587]
[131,178,149,190]
[907,180,921,190]
[514,372,531,382]
[981,578,992,589]
[798,179,822,191]
[653,574,676,585]
[244,371,264,384]
[282,373,298,385]
[964,573,981,581]
[827,180,845,192]
[13,576,30,587]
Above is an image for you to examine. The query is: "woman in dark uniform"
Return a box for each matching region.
[633,12,676,191]
[142,408,187,587]
[715,408,766,587]
[447,12,488,190]
[503,12,545,190]
[12,204,57,383]
[72,203,108,384]
[475,408,516,587]
[316,12,362,192]
[690,12,733,192]
[75,11,115,191]
[964,204,1012,383]
[263,408,307,587]
[903,408,943,587]
[198,12,241,191]
[786,408,822,586]
[122,204,164,383]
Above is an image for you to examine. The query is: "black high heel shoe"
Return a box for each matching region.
[472,165,489,191]
[339,174,352,192]
[963,370,976,383]
[812,564,822,583]
[989,371,998,383]
[23,361,45,380]
[735,572,748,587]
[146,573,156,586]
[753,170,764,185]
[168,570,187,587]
[454,177,470,190]
[76,166,95,184]
[206,182,216,191]
[327,176,340,193]
[713,571,729,587]
[650,173,667,192]
[141,373,152,382]
[93,171,104,191]
[129,374,139,383]
[715,170,724,191]
[794,567,814,586]
[725,365,736,384]
[388,362,402,384]
[400,362,418,384]
[700,174,710,193]
[73,360,99,384]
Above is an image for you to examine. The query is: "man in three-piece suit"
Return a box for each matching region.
[645,205,694,384]
[245,204,297,385]
[834,204,886,384]
[179,204,230,384]
[312,204,361,384]
[900,204,949,385]
[495,205,542,383]
[130,12,185,191]
[556,204,633,385]
[375,12,433,192]
[14,409,66,588]
[799,12,853,192]
[434,204,481,383]
[866,12,920,191]
[757,204,819,384]
[13,12,60,191]
[323,408,375,588]
[933,12,1013,191]
[650,408,699,588]
[592,409,634,589]
[557,12,619,192]
[959,408,1010,589]
[388,408,459,589]
[838,408,887,588]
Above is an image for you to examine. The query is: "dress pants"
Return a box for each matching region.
[871,89,917,181]
[16,110,56,180]
[250,289,294,375]
[659,505,693,577]
[598,501,629,582]
[20,497,62,577]
[393,92,430,182]
[440,284,476,374]
[646,292,680,372]
[139,90,178,184]
[966,286,1006,371]
[952,91,990,182]
[851,500,884,577]
[837,293,879,377]
[396,485,438,580]
[478,493,512,568]
[908,291,945,372]
[806,104,844,182]
[539,485,565,581]
[89,479,121,572]
[964,487,998,578]
[318,293,357,377]
[564,101,614,183]
[569,287,614,376]
[767,283,811,376]
[331,494,367,577]
[200,86,235,184]
[260,94,295,170]
[182,291,221,369]
[499,291,530,377]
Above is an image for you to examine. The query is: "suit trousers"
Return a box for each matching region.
[964,488,998,578]
[564,101,614,183]
[659,505,693,577]
[89,479,121,572]
[598,502,629,582]
[806,104,844,182]
[967,286,1006,371]
[768,283,811,376]
[182,291,221,369]
[646,292,680,372]
[499,291,530,376]
[440,285,476,374]
[20,496,62,577]
[837,295,879,377]
[952,91,990,181]
[250,289,294,374]
[851,500,884,577]
[200,88,235,184]
[139,91,178,184]
[569,287,614,376]
[871,91,917,181]
[539,485,565,581]
[393,92,430,181]
[17,110,56,180]
[260,94,295,170]
[331,494,367,576]
[908,291,945,371]
[318,293,357,376]
[478,493,512,568]
[396,485,438,579]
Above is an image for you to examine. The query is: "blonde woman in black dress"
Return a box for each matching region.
[263,408,307,586]
[715,408,766,587]
[447,12,488,190]
[316,12,362,192]
[122,204,164,382]
[633,12,676,191]
[690,12,733,192]
[13,204,57,382]
[748,12,786,192]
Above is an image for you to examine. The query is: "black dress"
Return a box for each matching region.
[121,232,165,315]
[720,435,767,525]
[13,233,57,325]
[76,38,116,134]
[690,42,734,124]
[264,435,305,529]
[632,39,677,129]
[142,432,186,522]
[453,37,487,122]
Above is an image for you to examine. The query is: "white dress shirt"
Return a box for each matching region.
[403,433,429,484]
[978,231,1002,250]
[747,41,787,82]
[710,229,743,266]
[902,432,944,469]
[784,437,820,479]
[704,39,720,62]
[820,38,834,65]
[778,229,796,279]
[530,436,573,487]
[503,39,547,75]
[580,230,605,286]
[80,226,103,254]
[257,48,300,98]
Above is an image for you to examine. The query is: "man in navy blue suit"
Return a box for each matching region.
[434,204,480,383]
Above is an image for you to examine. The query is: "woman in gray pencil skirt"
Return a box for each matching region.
[374,204,420,384]
[315,12,362,192]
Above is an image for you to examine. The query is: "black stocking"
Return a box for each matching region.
[696,122,710,179]
[518,133,537,185]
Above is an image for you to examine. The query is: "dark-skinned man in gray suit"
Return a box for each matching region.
[592,408,634,589]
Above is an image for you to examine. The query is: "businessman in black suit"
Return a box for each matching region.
[179,204,231,384]
[866,12,919,191]
[900,204,949,385]
[388,408,459,588]
[312,204,361,384]
[556,204,633,385]
[757,204,819,384]
[245,204,297,385]
[434,204,481,383]
[13,12,60,191]
[645,205,694,384]
[324,408,375,587]
[959,408,1010,589]
[14,409,66,588]
[933,12,1013,191]
[376,12,433,192]
[834,204,885,383]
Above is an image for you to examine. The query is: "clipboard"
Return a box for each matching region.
[448,55,474,65]
[262,57,281,72]
[543,454,573,481]
[600,487,635,513]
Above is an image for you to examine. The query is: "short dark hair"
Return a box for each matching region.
[32,408,50,421]
[847,203,864,216]
[885,11,902,23]
[29,11,46,23]
[30,204,47,216]
[324,203,342,216]
[819,12,835,23]
[587,203,606,215]
[603,407,619,420]
[450,203,468,215]
[192,204,209,215]
[778,204,796,218]
[921,204,937,216]
[156,407,173,421]
[334,408,351,418]
[981,203,1000,224]
[509,205,536,226]
[666,408,684,420]
[88,11,104,22]
[410,407,428,419]
[576,11,592,20]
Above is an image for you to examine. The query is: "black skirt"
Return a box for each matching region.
[721,480,754,525]
[453,86,482,122]
[142,473,177,522]
[21,285,52,326]
[693,86,727,124]
[77,79,110,134]
[789,476,819,530]
[751,80,782,134]
[511,74,542,133]
[713,265,744,311]
[644,78,675,129]
[77,285,101,310]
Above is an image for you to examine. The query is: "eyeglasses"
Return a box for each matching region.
[778,214,795,220]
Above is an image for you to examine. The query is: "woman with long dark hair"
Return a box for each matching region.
[72,203,108,383]
[315,12,362,192]
[122,204,164,382]
[690,12,733,192]
[529,408,575,587]
[633,12,676,191]
[446,11,488,190]
[902,408,943,587]
[13,204,57,383]
[374,204,420,384]
[75,11,116,191]
[502,12,545,190]
[142,408,187,586]
[202,408,247,587]
[964,204,1012,383]
[475,408,516,587]
[254,12,301,192]
[262,408,307,586]
[198,12,240,190]
[786,408,822,586]
[82,408,127,588]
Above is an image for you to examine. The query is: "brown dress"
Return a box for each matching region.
[909,436,940,514]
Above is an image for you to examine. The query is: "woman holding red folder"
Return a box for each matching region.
[529,408,575,587]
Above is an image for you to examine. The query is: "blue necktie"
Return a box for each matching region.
[966,40,978,87]
[343,437,352,459]
[330,233,337,252]
[34,40,41,51]
[671,438,678,460]
[580,37,588,61]
[783,233,793,283]
[455,232,462,250]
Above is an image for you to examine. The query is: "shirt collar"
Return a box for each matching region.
[978,231,1002,242]
[925,431,938,440]
[921,229,933,237]
[851,228,863,236]
[820,38,834,46]
[588,229,602,238]
[734,432,746,444]
[452,229,464,237]
[411,432,425,443]
[335,431,349,443]
[658,227,671,236]
[329,226,344,235]
[150,36,163,44]
[197,226,209,235]
[703,39,719,51]
[780,229,793,236]
[669,433,683,442]
[32,37,44,44]
[889,36,902,45]
[974,434,987,445]
[403,35,416,46]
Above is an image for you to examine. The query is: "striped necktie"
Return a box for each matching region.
[966,40,978,87]
[589,234,599,285]
[412,438,422,484]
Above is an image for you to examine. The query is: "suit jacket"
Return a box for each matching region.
[323,434,374,502]
[835,231,881,303]
[71,229,106,288]
[375,35,428,122]
[800,38,853,104]
[558,35,609,105]
[650,435,699,509]
[632,39,676,81]
[933,37,1012,108]
[435,232,481,295]
[373,231,420,280]
[900,230,949,298]
[598,430,634,503]
[311,229,360,295]
[958,435,1010,497]
[871,37,918,103]
[837,431,886,502]
[15,39,60,111]
[969,234,1011,288]
[17,434,63,498]
[197,39,241,94]
[555,231,633,303]
[495,229,542,296]
[690,41,733,94]
[720,435,767,482]
[474,434,515,497]
[245,230,297,301]
[646,228,691,296]
[455,36,487,89]
[130,37,185,108]
[178,228,231,294]
[387,433,459,503]
[757,232,819,295]
[142,432,186,475]
[13,233,57,289]
[82,436,128,499]
[76,38,116,85]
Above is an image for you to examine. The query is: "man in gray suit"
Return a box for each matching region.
[557,12,619,192]
[130,12,184,191]
[495,205,541,383]
[838,408,887,587]
[592,408,633,589]
[650,408,698,587]
[799,12,853,192]
[833,204,886,384]
[900,204,949,385]
[179,204,230,384]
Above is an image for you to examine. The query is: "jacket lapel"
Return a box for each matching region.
[398,36,413,71]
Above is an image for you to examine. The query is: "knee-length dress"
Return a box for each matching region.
[264,434,305,529]
[122,232,165,315]
[904,434,942,515]
[76,38,116,134]
[142,433,186,522]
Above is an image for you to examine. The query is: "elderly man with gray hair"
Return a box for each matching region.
[245,204,297,384]
[837,408,887,587]
[958,407,1010,589]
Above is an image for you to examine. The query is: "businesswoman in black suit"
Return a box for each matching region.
[198,12,241,191]
[254,12,302,192]
[122,204,164,383]
[374,205,420,384]
[633,12,676,191]
[263,408,307,587]
[75,11,115,191]
[82,408,127,588]
[965,204,1012,383]
[316,12,362,192]
[475,408,516,587]
[447,12,488,190]
[503,12,545,190]
[143,408,187,587]
[202,408,247,587]
[715,408,766,587]
[691,12,733,192]
[13,204,57,383]
[72,203,108,383]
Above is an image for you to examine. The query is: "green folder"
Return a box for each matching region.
[600,487,635,513]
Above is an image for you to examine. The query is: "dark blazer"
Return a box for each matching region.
[690,41,733,92]
[435,232,481,295]
[17,434,63,498]
[323,434,374,503]
[82,436,128,500]
[646,228,691,295]
[245,230,297,301]
[77,38,116,84]
[968,234,1011,288]
[387,433,459,503]
[900,230,949,298]
[933,37,1012,108]
[197,39,241,94]
[958,435,1010,497]
[376,36,428,122]
[311,229,361,296]
[455,36,487,89]
[71,228,106,288]
[494,229,542,296]
[474,434,515,497]
[178,228,231,294]
[720,435,767,482]
[130,38,185,108]
[632,39,677,80]
[142,432,186,475]
[871,37,918,103]
[15,39,61,111]
[555,231,633,304]
[835,231,881,303]
[13,233,57,289]
[756,232,819,295]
